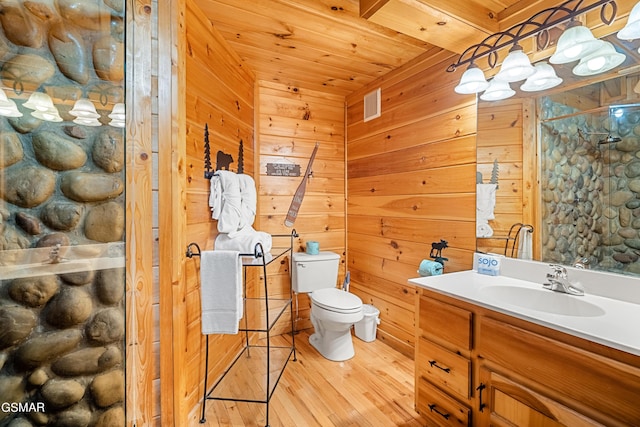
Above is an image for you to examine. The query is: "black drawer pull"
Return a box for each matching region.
[428,404,450,420]
[428,360,451,373]
[477,383,486,412]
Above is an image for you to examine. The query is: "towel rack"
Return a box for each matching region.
[189,229,298,427]
[505,223,534,258]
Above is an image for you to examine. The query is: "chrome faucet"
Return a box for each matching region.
[543,264,584,296]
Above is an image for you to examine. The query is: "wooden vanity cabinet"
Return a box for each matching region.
[415,288,640,427]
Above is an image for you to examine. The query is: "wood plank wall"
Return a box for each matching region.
[158,1,257,425]
[256,81,346,331]
[476,98,538,258]
[345,51,478,357]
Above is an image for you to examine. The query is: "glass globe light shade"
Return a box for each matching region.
[572,41,626,76]
[69,98,100,119]
[31,108,63,122]
[109,119,125,128]
[108,103,126,120]
[0,89,22,117]
[73,116,102,126]
[480,79,515,101]
[549,21,605,64]
[23,92,56,112]
[495,44,535,82]
[454,64,489,94]
[618,1,640,40]
[520,62,563,92]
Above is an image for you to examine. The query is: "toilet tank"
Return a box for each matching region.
[291,251,340,293]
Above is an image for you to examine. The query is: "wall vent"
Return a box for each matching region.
[363,88,381,122]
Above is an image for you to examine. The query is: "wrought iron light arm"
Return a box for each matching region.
[447,0,618,72]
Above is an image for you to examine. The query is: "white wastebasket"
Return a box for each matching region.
[354,304,380,342]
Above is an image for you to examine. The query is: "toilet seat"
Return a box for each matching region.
[311,288,363,314]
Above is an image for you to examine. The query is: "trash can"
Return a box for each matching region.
[354,304,380,342]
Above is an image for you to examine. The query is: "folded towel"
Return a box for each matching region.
[477,183,497,221]
[215,226,273,253]
[217,171,242,233]
[209,175,223,220]
[418,259,443,276]
[238,174,257,230]
[200,250,243,335]
[477,221,494,238]
[517,229,533,260]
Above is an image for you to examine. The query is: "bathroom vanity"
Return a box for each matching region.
[410,259,640,426]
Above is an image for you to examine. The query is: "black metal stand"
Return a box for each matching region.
[188,230,298,427]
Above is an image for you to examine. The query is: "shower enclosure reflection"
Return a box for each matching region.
[540,101,640,275]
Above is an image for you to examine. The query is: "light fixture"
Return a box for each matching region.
[108,103,125,128]
[73,117,102,127]
[549,20,605,64]
[495,44,535,82]
[0,88,22,117]
[69,98,100,119]
[572,41,625,76]
[447,0,618,100]
[23,91,63,122]
[454,63,489,94]
[520,62,563,92]
[617,1,640,40]
[480,79,515,101]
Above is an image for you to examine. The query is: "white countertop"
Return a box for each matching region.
[410,262,640,357]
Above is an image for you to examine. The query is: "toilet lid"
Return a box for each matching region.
[311,288,363,313]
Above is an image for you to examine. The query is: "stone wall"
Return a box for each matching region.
[540,97,640,275]
[0,1,125,426]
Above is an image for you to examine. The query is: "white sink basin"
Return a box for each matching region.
[481,285,606,317]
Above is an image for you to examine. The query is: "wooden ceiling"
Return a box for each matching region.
[192,0,635,96]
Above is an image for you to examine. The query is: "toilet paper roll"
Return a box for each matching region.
[418,259,443,277]
[306,241,319,255]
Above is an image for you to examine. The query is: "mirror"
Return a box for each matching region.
[476,34,640,276]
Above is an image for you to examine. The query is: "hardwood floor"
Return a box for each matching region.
[199,329,426,426]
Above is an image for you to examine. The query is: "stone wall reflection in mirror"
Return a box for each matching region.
[541,93,640,275]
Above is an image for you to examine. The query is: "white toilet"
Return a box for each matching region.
[292,251,364,361]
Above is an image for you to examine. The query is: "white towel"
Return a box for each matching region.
[209,175,223,220]
[517,229,533,260]
[215,226,273,253]
[199,250,243,335]
[476,221,494,238]
[477,183,497,221]
[217,171,242,233]
[238,174,257,229]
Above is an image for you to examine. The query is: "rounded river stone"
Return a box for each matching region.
[0,376,26,422]
[46,287,93,328]
[15,212,41,235]
[84,202,124,242]
[58,0,112,31]
[0,3,45,48]
[41,201,83,231]
[32,131,87,171]
[95,268,125,305]
[9,275,59,308]
[52,346,121,376]
[1,165,56,208]
[61,171,124,202]
[90,370,124,407]
[41,378,85,410]
[1,54,55,92]
[93,129,124,173]
[60,270,95,286]
[0,131,23,168]
[94,406,125,427]
[0,306,37,349]
[54,404,91,427]
[0,223,31,250]
[93,35,124,82]
[86,308,124,344]
[14,329,82,370]
[49,22,90,85]
[36,232,70,248]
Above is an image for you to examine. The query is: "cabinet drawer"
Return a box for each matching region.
[419,294,472,351]
[417,337,471,399]
[417,376,470,427]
